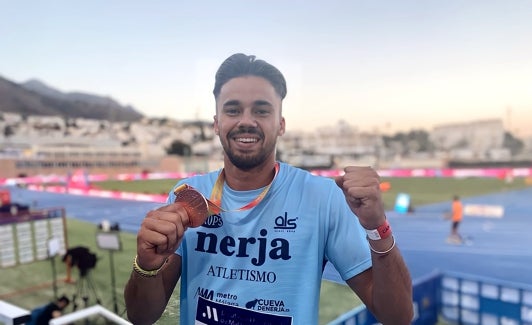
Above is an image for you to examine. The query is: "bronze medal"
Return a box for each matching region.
[173,185,209,228]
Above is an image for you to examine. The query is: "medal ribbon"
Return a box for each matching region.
[174,162,280,215]
[209,162,280,214]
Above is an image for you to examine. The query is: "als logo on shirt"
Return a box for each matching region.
[274,212,297,232]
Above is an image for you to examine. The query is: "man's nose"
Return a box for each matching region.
[237,109,257,126]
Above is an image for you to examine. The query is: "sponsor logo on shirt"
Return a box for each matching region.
[196,296,293,324]
[274,212,297,232]
[196,287,239,306]
[201,214,223,228]
[245,298,290,313]
[196,287,214,300]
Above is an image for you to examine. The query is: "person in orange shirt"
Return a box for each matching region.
[449,195,463,242]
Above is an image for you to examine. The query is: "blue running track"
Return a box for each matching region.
[325,186,532,285]
[5,185,532,285]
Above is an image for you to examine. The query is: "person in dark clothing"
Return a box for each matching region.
[30,295,70,325]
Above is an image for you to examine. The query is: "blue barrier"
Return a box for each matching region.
[440,271,532,325]
[327,270,440,325]
[328,271,532,325]
[411,271,440,325]
[327,305,377,325]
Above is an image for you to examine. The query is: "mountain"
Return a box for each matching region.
[0,76,144,122]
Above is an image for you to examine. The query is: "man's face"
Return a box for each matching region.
[214,76,285,170]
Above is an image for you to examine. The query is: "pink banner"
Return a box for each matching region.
[3,167,532,189]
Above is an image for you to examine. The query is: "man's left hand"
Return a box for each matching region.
[335,166,386,229]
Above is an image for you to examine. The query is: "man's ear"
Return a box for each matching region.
[278,117,286,136]
[213,115,219,135]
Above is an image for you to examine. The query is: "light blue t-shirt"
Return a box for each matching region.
[168,162,371,325]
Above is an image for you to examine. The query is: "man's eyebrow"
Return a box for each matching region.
[222,99,273,107]
[222,100,241,107]
[254,100,273,106]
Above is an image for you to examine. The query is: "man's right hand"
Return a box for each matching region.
[135,203,190,270]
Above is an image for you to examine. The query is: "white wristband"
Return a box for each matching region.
[364,219,391,240]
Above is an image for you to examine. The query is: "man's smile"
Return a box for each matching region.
[234,137,259,143]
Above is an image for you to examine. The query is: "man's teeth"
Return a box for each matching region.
[236,138,257,143]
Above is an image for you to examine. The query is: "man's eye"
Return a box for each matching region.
[225,108,240,116]
[255,109,271,116]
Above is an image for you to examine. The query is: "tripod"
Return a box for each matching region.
[72,268,102,311]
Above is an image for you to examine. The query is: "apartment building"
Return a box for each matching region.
[430,119,508,160]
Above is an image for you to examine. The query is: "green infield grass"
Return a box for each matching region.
[1,176,529,324]
[96,175,531,210]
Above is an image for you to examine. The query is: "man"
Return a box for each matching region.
[29,295,70,325]
[124,53,413,324]
[448,195,464,243]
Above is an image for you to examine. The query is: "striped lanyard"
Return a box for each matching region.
[209,162,280,214]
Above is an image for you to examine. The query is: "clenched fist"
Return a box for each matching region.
[335,166,386,230]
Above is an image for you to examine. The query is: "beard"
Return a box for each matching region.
[225,147,271,170]
[221,127,276,170]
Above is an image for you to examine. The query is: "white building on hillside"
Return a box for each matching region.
[430,119,507,160]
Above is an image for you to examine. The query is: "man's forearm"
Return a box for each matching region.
[369,237,413,325]
[124,271,171,325]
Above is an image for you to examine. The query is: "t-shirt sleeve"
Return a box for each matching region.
[324,185,372,281]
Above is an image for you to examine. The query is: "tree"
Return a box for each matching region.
[3,125,15,138]
[503,131,524,156]
[382,129,434,155]
[166,140,192,156]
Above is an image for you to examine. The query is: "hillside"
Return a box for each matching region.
[0,75,144,122]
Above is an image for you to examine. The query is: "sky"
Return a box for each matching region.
[2,0,532,136]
